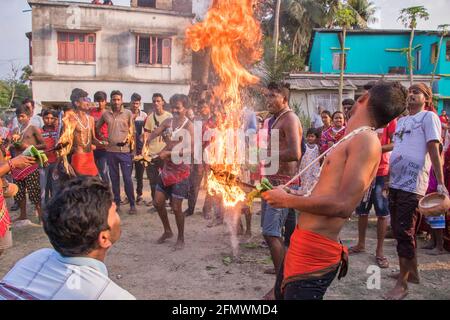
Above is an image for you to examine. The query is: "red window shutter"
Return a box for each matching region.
[87,34,96,62]
[77,34,86,61]
[67,33,76,61]
[57,32,67,61]
[162,38,171,65]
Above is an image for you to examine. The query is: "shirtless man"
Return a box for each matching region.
[11,104,46,222]
[262,81,408,300]
[63,88,102,177]
[261,82,302,300]
[145,94,193,250]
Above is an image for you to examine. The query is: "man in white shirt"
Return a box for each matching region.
[11,99,44,129]
[385,83,447,300]
[311,106,324,129]
[0,176,135,300]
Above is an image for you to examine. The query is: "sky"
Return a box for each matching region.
[0,0,449,78]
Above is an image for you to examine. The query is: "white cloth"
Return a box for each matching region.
[299,143,320,193]
[311,113,323,129]
[389,111,442,196]
[0,248,135,300]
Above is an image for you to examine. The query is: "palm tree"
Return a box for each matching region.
[347,0,377,28]
[334,3,357,109]
[398,6,430,86]
[431,24,450,88]
[273,0,282,63]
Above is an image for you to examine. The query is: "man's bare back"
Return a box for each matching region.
[71,115,96,153]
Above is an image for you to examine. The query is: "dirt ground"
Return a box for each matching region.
[1,185,449,300]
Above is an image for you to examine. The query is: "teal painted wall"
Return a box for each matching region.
[308,31,450,112]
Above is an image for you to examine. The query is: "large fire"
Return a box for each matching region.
[186,0,263,207]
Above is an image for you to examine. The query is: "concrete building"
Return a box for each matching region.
[288,28,449,116]
[27,0,196,109]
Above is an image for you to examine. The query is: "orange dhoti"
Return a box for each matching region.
[71,152,99,177]
[282,228,348,288]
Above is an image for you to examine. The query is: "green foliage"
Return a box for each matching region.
[398,6,430,29]
[291,102,311,130]
[334,3,358,29]
[263,39,304,83]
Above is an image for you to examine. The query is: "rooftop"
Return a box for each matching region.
[27,0,194,18]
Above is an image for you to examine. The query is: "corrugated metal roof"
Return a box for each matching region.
[286,78,357,91]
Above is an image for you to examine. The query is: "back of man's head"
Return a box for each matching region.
[367,81,408,128]
[43,176,115,257]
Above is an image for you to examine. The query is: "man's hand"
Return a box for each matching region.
[437,184,449,197]
[261,187,291,208]
[10,155,36,169]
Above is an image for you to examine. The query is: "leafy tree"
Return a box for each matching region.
[334,3,357,109]
[398,6,430,85]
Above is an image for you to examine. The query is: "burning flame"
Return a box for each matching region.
[57,110,76,174]
[186,0,262,207]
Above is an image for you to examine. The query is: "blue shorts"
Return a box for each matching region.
[426,215,446,229]
[261,200,289,238]
[156,177,189,200]
[356,176,389,217]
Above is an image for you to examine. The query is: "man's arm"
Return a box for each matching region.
[262,134,381,218]
[146,118,170,142]
[427,140,445,186]
[33,126,47,150]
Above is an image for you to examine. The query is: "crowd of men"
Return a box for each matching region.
[0,81,449,300]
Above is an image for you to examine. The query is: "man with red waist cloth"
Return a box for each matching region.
[63,89,101,177]
[262,81,408,300]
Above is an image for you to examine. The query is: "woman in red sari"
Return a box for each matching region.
[319,111,346,154]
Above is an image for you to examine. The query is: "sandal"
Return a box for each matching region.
[376,256,389,268]
[348,246,366,255]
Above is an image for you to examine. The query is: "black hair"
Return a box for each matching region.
[110,90,123,99]
[94,91,107,102]
[22,98,35,108]
[367,81,408,128]
[43,176,114,257]
[363,81,378,91]
[70,88,89,105]
[169,94,189,108]
[152,93,164,101]
[131,93,141,102]
[321,110,332,118]
[332,111,345,120]
[42,109,55,117]
[342,98,355,107]
[16,104,32,117]
[267,82,290,102]
[306,128,319,138]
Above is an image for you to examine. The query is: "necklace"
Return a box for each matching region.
[74,112,91,147]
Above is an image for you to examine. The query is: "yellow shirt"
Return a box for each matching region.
[144,111,172,155]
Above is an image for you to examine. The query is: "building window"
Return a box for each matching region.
[332,53,347,71]
[136,35,172,66]
[431,42,438,64]
[137,0,156,7]
[58,32,96,62]
[415,50,421,70]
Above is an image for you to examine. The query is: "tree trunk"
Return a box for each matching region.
[338,28,347,111]
[273,0,281,64]
[8,84,16,109]
[431,34,444,88]
[408,28,415,86]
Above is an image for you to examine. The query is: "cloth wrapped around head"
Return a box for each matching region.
[410,83,436,114]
